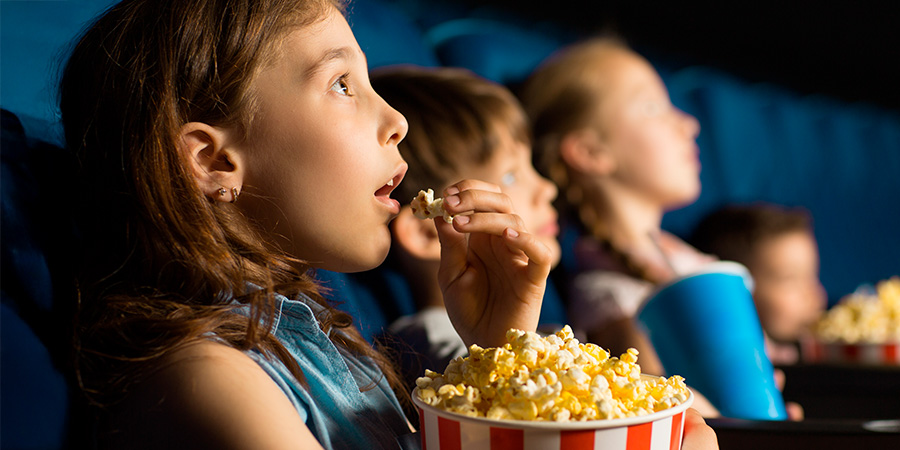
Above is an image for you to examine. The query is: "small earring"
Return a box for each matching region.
[231,187,240,203]
[217,187,228,197]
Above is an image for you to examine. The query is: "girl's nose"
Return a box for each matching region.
[682,110,700,139]
[537,172,558,204]
[381,100,408,147]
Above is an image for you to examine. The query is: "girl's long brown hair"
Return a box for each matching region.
[59,0,405,409]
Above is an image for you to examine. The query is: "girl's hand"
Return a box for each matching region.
[682,408,719,450]
[434,180,553,348]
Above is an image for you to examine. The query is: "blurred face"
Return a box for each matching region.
[235,8,409,272]
[465,128,561,267]
[595,50,701,209]
[751,230,827,341]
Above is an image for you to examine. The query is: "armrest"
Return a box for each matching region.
[778,363,900,419]
[708,417,900,449]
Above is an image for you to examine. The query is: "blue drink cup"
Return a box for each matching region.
[637,261,787,420]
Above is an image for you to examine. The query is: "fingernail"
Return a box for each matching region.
[453,215,469,225]
[445,186,459,196]
[506,228,519,238]
[445,195,460,206]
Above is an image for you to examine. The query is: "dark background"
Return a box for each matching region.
[466,0,900,111]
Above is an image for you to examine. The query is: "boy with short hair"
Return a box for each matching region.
[690,203,828,364]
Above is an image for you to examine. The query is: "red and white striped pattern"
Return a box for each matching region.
[802,340,899,365]
[417,408,686,450]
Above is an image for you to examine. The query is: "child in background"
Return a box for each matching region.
[519,37,715,376]
[689,203,827,364]
[61,1,557,448]
[369,66,562,386]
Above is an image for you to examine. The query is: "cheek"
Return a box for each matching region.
[619,147,698,203]
[500,188,531,223]
[616,127,668,173]
[242,145,360,257]
[758,283,810,320]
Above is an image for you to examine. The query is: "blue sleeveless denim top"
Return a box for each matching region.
[235,288,411,449]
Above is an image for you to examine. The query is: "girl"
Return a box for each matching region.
[520,39,803,421]
[519,38,715,376]
[60,1,715,448]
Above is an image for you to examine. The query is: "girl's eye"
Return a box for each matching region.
[330,74,351,96]
[501,171,517,186]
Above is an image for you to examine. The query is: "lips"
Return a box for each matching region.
[538,212,559,237]
[539,221,560,237]
[374,164,407,215]
[375,168,405,197]
[374,177,397,197]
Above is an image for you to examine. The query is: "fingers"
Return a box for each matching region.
[786,401,805,421]
[500,227,552,283]
[439,181,525,238]
[444,179,502,195]
[435,179,551,285]
[435,215,550,282]
[441,182,514,217]
[682,408,719,450]
[450,211,526,236]
[434,215,469,285]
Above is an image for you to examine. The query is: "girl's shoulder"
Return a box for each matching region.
[104,340,322,449]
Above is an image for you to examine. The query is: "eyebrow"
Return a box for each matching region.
[304,46,367,79]
[304,46,352,78]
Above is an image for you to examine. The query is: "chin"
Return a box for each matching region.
[345,241,392,273]
[312,235,391,273]
[668,184,701,208]
[320,253,386,274]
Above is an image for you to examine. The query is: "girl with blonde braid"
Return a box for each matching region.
[521,38,715,377]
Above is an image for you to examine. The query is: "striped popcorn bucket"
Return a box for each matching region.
[413,388,693,450]
[801,339,900,366]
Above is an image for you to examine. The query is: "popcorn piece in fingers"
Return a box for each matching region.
[410,188,454,223]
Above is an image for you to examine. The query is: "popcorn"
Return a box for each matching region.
[813,277,900,344]
[415,325,690,422]
[410,188,453,223]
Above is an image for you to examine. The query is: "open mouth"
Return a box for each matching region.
[374,165,407,216]
[375,172,404,198]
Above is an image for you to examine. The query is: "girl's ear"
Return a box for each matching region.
[392,207,441,261]
[176,122,245,202]
[559,128,616,176]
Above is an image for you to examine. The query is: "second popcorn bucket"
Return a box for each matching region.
[801,277,900,366]
[637,261,787,420]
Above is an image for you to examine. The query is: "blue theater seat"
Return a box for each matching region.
[1,109,80,449]
[346,0,440,69]
[425,17,570,85]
